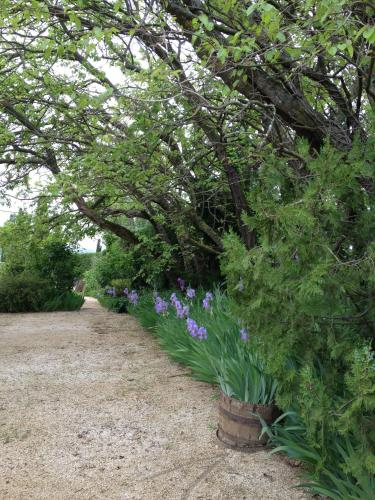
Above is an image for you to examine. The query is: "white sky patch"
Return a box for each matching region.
[0,207,16,225]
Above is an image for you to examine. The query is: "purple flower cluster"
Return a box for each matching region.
[170,293,189,318]
[240,328,249,341]
[170,292,178,305]
[107,282,249,348]
[177,277,185,291]
[178,304,190,319]
[186,287,195,299]
[186,318,207,340]
[202,291,213,310]
[127,290,138,305]
[154,296,169,315]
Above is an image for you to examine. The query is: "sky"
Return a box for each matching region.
[0,208,15,226]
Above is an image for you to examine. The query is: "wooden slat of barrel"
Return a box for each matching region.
[217,393,274,449]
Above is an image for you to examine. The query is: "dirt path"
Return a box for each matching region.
[0,298,308,500]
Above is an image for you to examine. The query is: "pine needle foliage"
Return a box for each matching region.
[222,137,375,484]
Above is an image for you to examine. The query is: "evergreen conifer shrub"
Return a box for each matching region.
[222,139,375,481]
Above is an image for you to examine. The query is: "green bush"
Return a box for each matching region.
[74,252,97,279]
[83,265,102,296]
[261,413,375,499]
[98,295,128,313]
[44,292,85,312]
[83,228,175,294]
[221,141,375,488]
[33,241,78,293]
[111,278,132,295]
[0,213,85,311]
[0,273,85,313]
[0,272,54,312]
[89,238,137,288]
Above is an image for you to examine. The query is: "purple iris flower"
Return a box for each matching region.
[176,303,189,318]
[128,290,138,305]
[202,292,213,310]
[154,296,168,314]
[186,318,207,340]
[202,298,211,309]
[176,302,184,318]
[186,318,199,337]
[170,293,178,305]
[177,277,185,291]
[170,296,189,319]
[240,328,249,341]
[186,287,195,299]
[124,288,129,296]
[197,326,207,340]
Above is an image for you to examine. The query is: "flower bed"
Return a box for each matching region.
[100,279,374,498]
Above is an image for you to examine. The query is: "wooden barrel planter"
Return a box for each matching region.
[217,393,274,451]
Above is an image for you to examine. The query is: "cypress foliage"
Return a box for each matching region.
[222,136,375,479]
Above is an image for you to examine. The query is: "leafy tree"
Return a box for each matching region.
[0,211,78,294]
[33,240,78,293]
[3,0,372,271]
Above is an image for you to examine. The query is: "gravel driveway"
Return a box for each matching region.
[0,298,309,500]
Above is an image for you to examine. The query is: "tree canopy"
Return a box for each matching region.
[1,0,374,273]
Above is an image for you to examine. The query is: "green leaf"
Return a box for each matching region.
[217,47,228,64]
[363,26,375,44]
[93,27,103,41]
[198,13,214,31]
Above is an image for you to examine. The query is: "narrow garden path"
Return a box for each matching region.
[0,298,308,500]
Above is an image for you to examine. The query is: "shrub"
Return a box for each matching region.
[33,241,78,293]
[83,265,102,296]
[84,229,176,293]
[221,141,375,487]
[0,272,54,312]
[261,413,375,499]
[74,252,97,279]
[111,278,132,295]
[43,292,85,312]
[0,272,85,313]
[98,295,128,313]
[88,238,137,288]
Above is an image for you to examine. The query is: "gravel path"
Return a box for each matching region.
[0,298,309,500]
